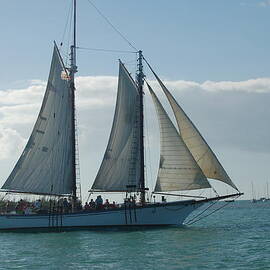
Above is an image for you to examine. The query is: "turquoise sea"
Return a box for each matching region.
[0,200,269,270]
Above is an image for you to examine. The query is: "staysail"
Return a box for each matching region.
[1,44,74,195]
[151,71,239,191]
[147,83,211,192]
[91,61,141,191]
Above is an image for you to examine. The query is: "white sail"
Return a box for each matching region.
[147,83,211,192]
[152,73,239,191]
[2,44,74,195]
[91,62,141,191]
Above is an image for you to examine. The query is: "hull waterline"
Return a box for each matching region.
[0,200,200,232]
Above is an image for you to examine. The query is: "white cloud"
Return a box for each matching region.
[0,125,26,160]
[156,77,270,93]
[0,75,270,199]
[76,76,117,108]
[1,75,270,145]
[0,104,40,126]
[1,76,269,109]
[0,82,45,106]
[200,78,270,93]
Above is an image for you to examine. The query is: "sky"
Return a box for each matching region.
[1,0,270,201]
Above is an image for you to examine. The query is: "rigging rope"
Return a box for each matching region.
[184,200,218,225]
[61,0,73,47]
[58,0,74,66]
[184,194,240,225]
[76,47,136,54]
[185,200,233,225]
[85,0,138,51]
[65,3,74,67]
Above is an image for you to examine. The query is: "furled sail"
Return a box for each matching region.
[1,44,74,195]
[151,72,239,191]
[147,83,211,192]
[91,62,141,191]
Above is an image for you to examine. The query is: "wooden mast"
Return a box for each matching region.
[137,50,146,203]
[70,0,78,203]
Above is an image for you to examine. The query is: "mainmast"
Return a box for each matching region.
[137,50,146,203]
[70,0,78,203]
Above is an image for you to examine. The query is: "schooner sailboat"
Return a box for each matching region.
[0,0,242,231]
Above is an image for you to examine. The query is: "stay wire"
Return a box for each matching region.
[186,200,233,225]
[185,194,241,225]
[65,4,74,67]
[184,200,218,225]
[76,46,136,54]
[85,0,138,51]
[61,0,73,46]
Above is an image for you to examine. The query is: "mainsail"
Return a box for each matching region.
[147,83,211,192]
[151,71,239,191]
[91,61,141,191]
[2,44,74,195]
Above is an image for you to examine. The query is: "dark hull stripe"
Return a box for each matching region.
[0,224,177,232]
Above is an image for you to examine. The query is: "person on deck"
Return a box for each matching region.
[95,195,103,209]
[16,199,25,214]
[5,201,12,213]
[84,202,90,211]
[33,199,41,212]
[76,200,82,211]
[110,201,117,208]
[63,198,69,212]
[89,199,95,209]
[104,199,110,209]
[24,203,33,215]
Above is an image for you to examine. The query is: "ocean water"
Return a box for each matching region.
[0,201,269,270]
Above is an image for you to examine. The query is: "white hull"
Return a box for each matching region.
[0,200,201,231]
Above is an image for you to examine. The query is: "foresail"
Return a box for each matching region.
[91,62,141,191]
[2,44,74,195]
[153,73,239,191]
[147,83,210,192]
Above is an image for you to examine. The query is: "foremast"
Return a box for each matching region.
[70,0,78,203]
[137,50,146,203]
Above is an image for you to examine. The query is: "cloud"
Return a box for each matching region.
[200,78,270,93]
[76,76,117,108]
[158,77,270,93]
[0,81,45,106]
[0,75,270,199]
[0,125,26,160]
[1,75,270,155]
